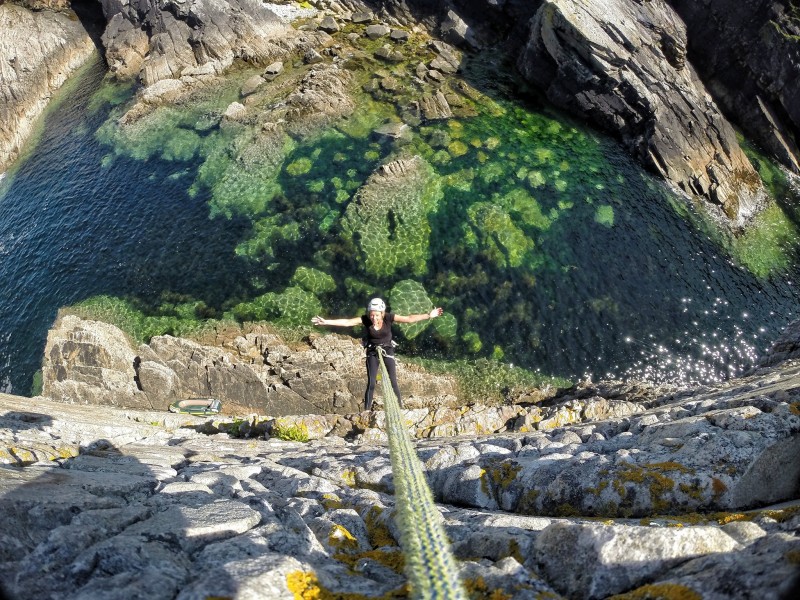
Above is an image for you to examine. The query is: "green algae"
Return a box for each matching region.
[595,205,615,227]
[82,36,800,386]
[731,203,799,278]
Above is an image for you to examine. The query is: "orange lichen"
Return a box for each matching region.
[607,582,702,600]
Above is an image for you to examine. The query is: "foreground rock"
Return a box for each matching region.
[0,3,96,173]
[2,348,799,598]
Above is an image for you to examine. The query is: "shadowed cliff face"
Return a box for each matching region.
[669,0,800,176]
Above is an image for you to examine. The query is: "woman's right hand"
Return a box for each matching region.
[312,316,325,326]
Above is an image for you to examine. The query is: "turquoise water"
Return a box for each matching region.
[0,55,798,395]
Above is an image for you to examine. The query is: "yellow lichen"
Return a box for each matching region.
[678,481,703,501]
[486,460,522,490]
[286,569,408,599]
[364,506,398,548]
[615,464,677,513]
[463,576,512,600]
[329,524,359,552]
[645,462,694,474]
[517,489,540,514]
[321,493,343,511]
[341,469,356,487]
[587,480,609,496]
[507,538,525,563]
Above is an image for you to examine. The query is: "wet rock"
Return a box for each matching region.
[241,74,266,96]
[411,91,453,120]
[757,319,800,368]
[373,122,412,142]
[223,101,247,120]
[263,60,284,80]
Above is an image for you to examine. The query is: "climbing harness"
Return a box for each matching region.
[376,347,467,600]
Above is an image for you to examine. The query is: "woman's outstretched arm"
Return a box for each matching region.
[394,307,443,324]
[312,315,362,327]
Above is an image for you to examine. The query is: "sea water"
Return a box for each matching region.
[0,54,798,395]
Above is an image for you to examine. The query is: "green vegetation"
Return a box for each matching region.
[410,356,569,405]
[271,421,310,442]
[67,295,224,345]
[730,203,799,278]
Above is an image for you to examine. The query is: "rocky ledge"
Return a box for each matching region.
[2,321,800,598]
[0,1,96,173]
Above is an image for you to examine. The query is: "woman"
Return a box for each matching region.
[312,298,444,410]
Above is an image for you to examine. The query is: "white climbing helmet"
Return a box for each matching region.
[367,297,386,312]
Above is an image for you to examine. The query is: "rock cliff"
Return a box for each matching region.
[378,0,800,221]
[2,320,800,598]
[515,0,763,222]
[0,2,96,173]
[669,0,800,176]
[41,313,459,415]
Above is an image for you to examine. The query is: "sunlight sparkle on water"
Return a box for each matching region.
[618,296,767,385]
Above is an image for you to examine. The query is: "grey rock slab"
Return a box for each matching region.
[125,500,261,553]
[645,532,800,600]
[533,522,740,599]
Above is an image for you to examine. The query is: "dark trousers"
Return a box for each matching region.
[365,351,402,410]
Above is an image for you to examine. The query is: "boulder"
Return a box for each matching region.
[516,0,763,222]
[365,24,391,39]
[318,15,340,33]
[41,314,149,409]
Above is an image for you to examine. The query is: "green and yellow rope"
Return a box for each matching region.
[377,348,468,600]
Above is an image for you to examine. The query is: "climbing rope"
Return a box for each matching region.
[376,347,468,600]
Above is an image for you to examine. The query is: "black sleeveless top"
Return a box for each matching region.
[361,312,395,349]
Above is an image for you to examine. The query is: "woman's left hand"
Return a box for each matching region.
[429,307,443,319]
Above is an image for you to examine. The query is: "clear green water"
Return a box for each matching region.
[1,53,798,396]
